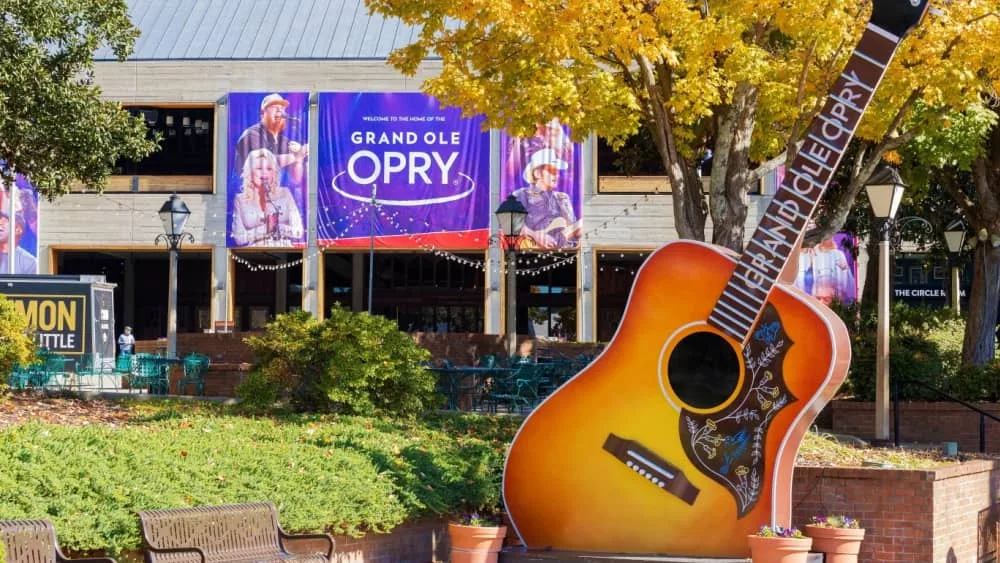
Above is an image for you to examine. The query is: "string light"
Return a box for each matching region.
[79,190,654,277]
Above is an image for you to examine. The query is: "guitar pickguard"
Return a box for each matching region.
[679,304,796,517]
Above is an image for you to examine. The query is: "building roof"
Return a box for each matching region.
[95,0,422,61]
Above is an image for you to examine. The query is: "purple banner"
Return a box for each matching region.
[500,120,583,249]
[0,175,39,275]
[226,92,309,248]
[317,92,490,249]
[794,232,858,305]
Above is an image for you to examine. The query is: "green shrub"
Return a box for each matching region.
[0,294,36,384]
[242,307,441,416]
[0,409,520,556]
[830,302,962,401]
[234,369,281,411]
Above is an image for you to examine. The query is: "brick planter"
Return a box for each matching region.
[792,460,1000,562]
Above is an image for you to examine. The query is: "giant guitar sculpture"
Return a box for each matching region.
[503,0,931,557]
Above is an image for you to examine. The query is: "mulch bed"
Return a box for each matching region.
[0,392,132,428]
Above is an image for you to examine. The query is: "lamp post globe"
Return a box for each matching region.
[944,223,966,316]
[495,194,527,358]
[158,193,192,247]
[155,194,194,360]
[865,164,906,443]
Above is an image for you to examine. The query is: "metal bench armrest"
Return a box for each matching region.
[277,529,335,559]
[144,546,207,563]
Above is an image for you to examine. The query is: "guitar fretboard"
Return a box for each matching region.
[708,23,904,344]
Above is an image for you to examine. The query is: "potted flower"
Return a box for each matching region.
[747,525,812,563]
[804,515,865,563]
[448,511,507,563]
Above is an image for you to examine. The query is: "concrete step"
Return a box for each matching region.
[500,548,822,562]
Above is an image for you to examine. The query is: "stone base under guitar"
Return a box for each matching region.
[500,548,822,562]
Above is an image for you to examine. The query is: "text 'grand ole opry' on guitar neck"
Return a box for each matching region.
[502,0,931,557]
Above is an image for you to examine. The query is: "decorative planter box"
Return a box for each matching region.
[792,460,1000,562]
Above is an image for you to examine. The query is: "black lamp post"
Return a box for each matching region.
[944,222,966,316]
[865,164,906,442]
[495,194,528,357]
[155,194,194,358]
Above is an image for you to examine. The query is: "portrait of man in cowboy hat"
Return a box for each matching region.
[511,148,582,249]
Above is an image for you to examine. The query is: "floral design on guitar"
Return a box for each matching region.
[680,304,796,517]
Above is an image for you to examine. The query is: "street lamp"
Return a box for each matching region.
[865,164,906,443]
[155,194,194,358]
[495,194,528,358]
[944,222,966,316]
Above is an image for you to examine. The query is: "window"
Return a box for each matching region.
[909,266,927,285]
[112,107,214,190]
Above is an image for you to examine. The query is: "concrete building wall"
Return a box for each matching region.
[40,58,773,341]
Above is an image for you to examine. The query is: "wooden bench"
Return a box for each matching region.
[0,519,116,563]
[138,503,334,563]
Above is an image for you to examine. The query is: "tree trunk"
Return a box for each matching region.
[710,83,757,252]
[962,241,1000,366]
[860,231,880,307]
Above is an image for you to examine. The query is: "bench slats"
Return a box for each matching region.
[0,520,116,563]
[138,503,333,563]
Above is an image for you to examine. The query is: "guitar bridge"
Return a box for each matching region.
[603,433,700,506]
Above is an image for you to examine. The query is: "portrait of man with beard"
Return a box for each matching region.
[234,93,308,186]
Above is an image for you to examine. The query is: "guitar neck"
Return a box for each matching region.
[708,23,905,344]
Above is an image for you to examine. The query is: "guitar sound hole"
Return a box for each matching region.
[667,331,740,410]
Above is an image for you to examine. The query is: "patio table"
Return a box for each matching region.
[429,366,514,410]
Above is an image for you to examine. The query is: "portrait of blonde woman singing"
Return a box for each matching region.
[231,148,305,247]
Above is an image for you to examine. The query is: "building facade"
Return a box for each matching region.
[36,0,774,343]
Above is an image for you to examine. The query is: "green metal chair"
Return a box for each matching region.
[128,353,168,394]
[178,353,210,395]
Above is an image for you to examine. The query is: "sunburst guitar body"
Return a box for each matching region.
[503,240,847,556]
[502,1,931,556]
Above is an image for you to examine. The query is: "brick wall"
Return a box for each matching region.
[792,460,1000,562]
[134,333,606,398]
[830,401,1000,453]
[285,518,449,562]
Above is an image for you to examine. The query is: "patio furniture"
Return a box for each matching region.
[138,502,335,563]
[178,353,210,396]
[0,519,116,563]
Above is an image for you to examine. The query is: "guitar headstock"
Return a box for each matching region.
[870,0,932,38]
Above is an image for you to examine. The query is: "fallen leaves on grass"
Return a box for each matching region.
[798,431,954,469]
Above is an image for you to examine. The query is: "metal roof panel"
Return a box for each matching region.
[96,0,428,60]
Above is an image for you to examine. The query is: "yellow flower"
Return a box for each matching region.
[761,400,773,410]
[771,387,780,398]
[735,466,749,476]
[706,419,717,431]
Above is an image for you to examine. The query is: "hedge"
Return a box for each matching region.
[0,408,519,556]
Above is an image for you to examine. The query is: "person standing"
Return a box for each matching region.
[118,326,135,356]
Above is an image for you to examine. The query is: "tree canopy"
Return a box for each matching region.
[0,0,156,196]
[369,0,1000,251]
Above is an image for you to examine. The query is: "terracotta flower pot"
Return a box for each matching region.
[804,525,866,563]
[747,534,813,563]
[448,523,507,563]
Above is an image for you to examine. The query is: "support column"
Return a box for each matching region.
[167,248,178,357]
[124,254,136,329]
[210,98,231,332]
[304,94,321,317]
[576,134,596,342]
[211,248,229,330]
[485,128,503,334]
[875,231,891,441]
[275,260,287,314]
[352,253,364,312]
[577,248,595,342]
